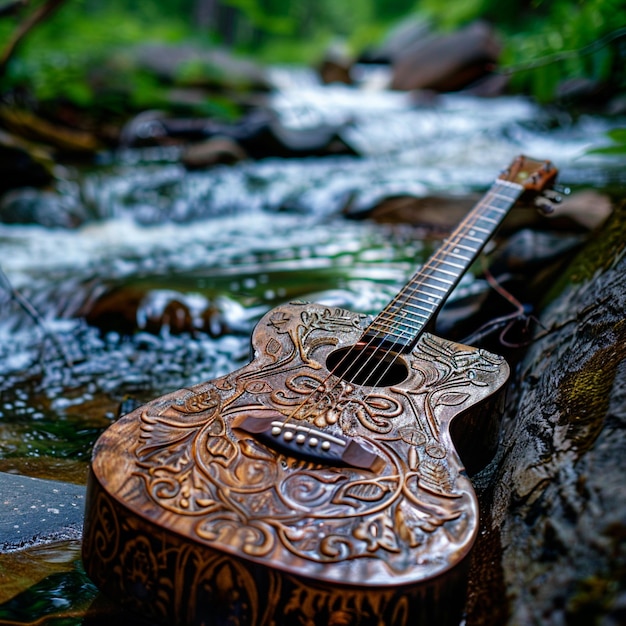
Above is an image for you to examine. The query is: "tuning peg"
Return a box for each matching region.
[535,195,557,215]
[535,185,571,215]
[543,188,568,204]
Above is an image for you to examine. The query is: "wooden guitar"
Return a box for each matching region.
[83,156,558,626]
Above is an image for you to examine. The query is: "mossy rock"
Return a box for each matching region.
[466,200,626,625]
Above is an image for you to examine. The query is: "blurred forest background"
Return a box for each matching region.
[1,0,625,118]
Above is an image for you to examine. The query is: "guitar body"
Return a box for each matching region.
[84,157,558,624]
[83,301,509,625]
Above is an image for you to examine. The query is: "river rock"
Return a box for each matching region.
[181,136,247,169]
[0,187,87,228]
[132,43,270,92]
[359,16,432,65]
[391,21,502,92]
[466,201,626,625]
[0,472,85,551]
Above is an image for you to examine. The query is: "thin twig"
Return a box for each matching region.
[0,265,73,367]
[0,0,68,76]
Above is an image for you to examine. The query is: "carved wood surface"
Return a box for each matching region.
[84,301,509,623]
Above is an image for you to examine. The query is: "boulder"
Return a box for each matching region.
[0,472,85,551]
[466,201,626,625]
[181,136,247,169]
[391,21,502,92]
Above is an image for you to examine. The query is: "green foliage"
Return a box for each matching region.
[421,0,626,103]
[1,0,624,110]
[222,0,295,35]
[0,0,188,113]
[586,128,626,156]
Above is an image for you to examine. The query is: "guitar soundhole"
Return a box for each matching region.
[326,345,409,387]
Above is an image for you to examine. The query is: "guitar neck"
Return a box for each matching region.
[362,179,524,351]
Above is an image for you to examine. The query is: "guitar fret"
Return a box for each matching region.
[449,243,478,253]
[418,282,449,293]
[490,193,515,204]
[440,259,465,270]
[425,274,454,286]
[400,302,437,317]
[498,179,525,191]
[399,300,437,315]
[413,295,439,307]
[385,304,432,320]
[363,170,529,350]
[369,319,422,336]
[379,304,432,321]
[448,252,472,262]
[429,267,457,278]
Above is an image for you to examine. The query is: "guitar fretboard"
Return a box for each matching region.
[362,179,524,351]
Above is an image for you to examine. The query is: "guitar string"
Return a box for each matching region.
[366,181,523,347]
[350,184,524,393]
[274,181,523,443]
[276,181,520,431]
[269,161,555,464]
[328,182,523,393]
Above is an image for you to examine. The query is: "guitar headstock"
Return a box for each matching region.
[499,155,561,214]
[499,155,558,193]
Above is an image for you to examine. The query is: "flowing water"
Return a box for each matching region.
[0,67,624,622]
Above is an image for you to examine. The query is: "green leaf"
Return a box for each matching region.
[586,144,626,156]
[607,128,626,144]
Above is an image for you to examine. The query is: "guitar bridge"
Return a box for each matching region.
[232,412,383,472]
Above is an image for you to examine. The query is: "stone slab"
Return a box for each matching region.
[0,472,85,551]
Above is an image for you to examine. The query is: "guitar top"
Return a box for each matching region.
[83,156,557,625]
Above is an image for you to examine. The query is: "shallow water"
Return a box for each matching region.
[0,71,624,622]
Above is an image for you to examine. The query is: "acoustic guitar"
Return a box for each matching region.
[83,156,558,625]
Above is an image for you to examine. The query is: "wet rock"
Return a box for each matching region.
[356,193,478,231]
[0,472,85,551]
[350,192,557,236]
[0,187,87,228]
[181,136,247,170]
[359,16,432,65]
[391,21,502,92]
[132,43,270,92]
[466,201,626,625]
[319,57,353,85]
[83,285,249,338]
[546,189,613,231]
[319,43,354,85]
[121,108,350,159]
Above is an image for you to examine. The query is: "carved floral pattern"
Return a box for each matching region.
[125,302,507,584]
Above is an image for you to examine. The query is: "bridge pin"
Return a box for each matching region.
[271,426,282,436]
[321,441,331,451]
[308,437,319,447]
[296,434,306,445]
[283,431,294,442]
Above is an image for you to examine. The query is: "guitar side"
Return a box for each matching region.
[83,301,509,624]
